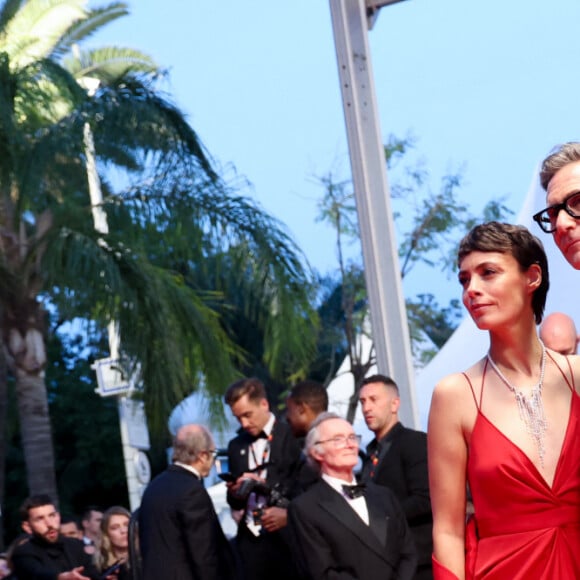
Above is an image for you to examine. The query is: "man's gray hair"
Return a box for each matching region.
[304,411,343,470]
[172,424,213,464]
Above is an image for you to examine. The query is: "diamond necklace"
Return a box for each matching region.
[486,340,548,468]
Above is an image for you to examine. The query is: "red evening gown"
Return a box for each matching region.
[434,357,580,579]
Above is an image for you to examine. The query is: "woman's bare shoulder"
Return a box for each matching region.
[433,361,482,399]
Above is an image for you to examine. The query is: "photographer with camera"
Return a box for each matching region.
[225,378,302,580]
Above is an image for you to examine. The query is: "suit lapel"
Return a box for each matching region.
[317,481,389,562]
[232,434,251,474]
[365,484,388,547]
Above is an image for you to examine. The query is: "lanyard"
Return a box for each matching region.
[250,431,273,477]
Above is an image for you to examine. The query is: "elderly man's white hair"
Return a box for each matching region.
[304,411,344,471]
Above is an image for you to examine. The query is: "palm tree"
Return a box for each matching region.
[0,0,317,500]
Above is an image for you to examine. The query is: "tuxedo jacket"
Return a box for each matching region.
[139,464,238,580]
[361,422,433,568]
[226,419,302,510]
[288,479,417,580]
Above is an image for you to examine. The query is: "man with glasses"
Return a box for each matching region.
[359,374,433,580]
[534,142,580,269]
[139,424,238,580]
[289,412,417,580]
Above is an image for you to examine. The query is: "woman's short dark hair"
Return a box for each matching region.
[458,222,549,324]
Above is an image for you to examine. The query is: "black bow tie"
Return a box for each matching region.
[342,483,366,499]
[252,430,269,441]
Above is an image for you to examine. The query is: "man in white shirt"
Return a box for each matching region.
[288,412,417,580]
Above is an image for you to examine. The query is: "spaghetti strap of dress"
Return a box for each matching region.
[547,351,576,392]
[462,371,481,411]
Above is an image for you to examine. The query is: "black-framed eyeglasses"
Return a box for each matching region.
[533,191,580,233]
[315,434,361,448]
[206,449,219,459]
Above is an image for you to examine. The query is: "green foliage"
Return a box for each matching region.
[406,294,463,363]
[0,0,318,514]
[47,329,128,514]
[313,134,514,385]
[3,324,157,544]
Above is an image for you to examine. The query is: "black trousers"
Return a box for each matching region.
[235,523,298,580]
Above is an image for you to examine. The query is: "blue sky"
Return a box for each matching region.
[93,0,580,306]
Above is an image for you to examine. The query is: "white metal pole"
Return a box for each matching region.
[329,0,419,427]
[83,110,144,510]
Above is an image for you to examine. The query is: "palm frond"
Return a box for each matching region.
[0,0,24,32]
[51,2,129,60]
[38,223,241,432]
[1,0,87,66]
[64,46,160,84]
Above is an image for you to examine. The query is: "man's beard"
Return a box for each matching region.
[36,527,59,543]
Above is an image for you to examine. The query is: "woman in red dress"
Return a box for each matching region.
[428,222,580,580]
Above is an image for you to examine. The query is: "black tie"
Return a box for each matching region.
[342,483,366,499]
[252,431,269,441]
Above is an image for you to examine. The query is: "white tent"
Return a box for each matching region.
[414,169,580,429]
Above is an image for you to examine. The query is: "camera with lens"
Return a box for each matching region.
[235,478,290,510]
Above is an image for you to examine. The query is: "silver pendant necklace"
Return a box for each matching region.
[486,340,548,468]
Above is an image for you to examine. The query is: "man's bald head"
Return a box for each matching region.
[172,424,214,464]
[540,312,579,355]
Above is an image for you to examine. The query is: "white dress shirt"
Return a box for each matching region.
[322,473,370,525]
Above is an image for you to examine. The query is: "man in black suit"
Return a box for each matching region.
[11,494,100,580]
[359,374,433,580]
[139,424,237,580]
[288,412,417,580]
[225,377,302,580]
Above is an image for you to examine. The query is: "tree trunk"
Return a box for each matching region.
[6,320,58,502]
[15,368,58,500]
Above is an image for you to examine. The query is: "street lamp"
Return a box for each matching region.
[79,76,151,509]
[366,0,409,28]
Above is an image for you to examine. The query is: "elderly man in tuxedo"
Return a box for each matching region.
[139,424,238,580]
[288,412,417,580]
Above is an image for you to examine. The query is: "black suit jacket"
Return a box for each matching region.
[139,464,237,580]
[12,535,99,580]
[361,422,433,568]
[226,419,302,510]
[288,479,417,580]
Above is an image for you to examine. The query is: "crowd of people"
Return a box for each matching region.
[3,142,580,579]
[0,501,132,580]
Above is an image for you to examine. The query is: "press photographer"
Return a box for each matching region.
[229,470,290,529]
[224,377,303,580]
[227,467,291,531]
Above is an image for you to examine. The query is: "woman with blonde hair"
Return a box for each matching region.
[429,222,580,579]
[96,506,131,579]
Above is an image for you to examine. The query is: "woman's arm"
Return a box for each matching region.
[428,375,470,580]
